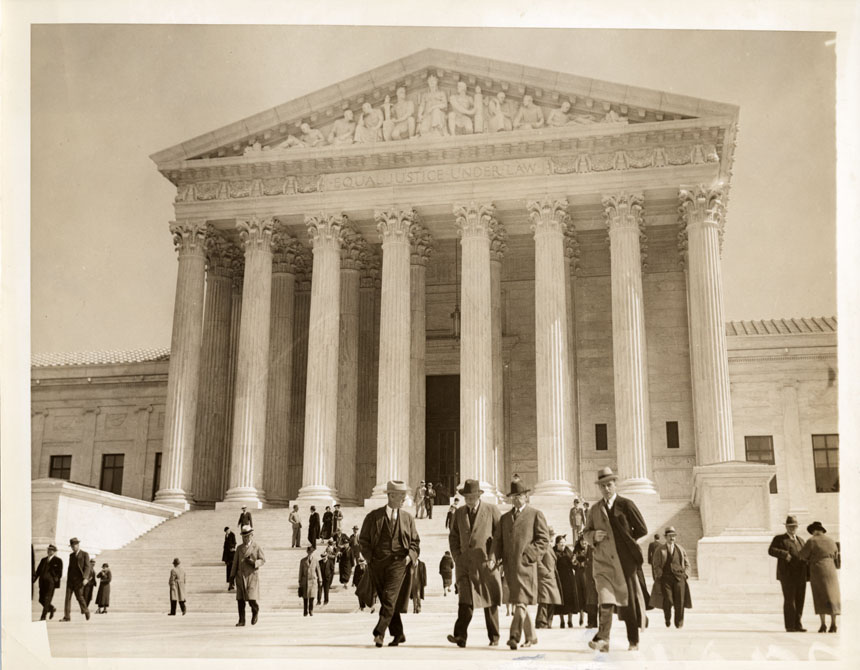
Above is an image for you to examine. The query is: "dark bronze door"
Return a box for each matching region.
[425,375,460,504]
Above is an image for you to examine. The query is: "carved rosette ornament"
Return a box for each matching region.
[678,185,726,256]
[236,216,275,252]
[169,219,208,257]
[527,199,569,235]
[271,226,304,275]
[339,216,367,270]
[409,220,435,267]
[375,209,415,241]
[454,202,495,239]
[489,219,508,263]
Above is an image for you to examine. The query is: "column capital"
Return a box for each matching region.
[237,216,275,252]
[454,202,495,239]
[602,193,644,230]
[169,219,208,257]
[678,184,726,255]
[410,220,435,266]
[360,247,381,288]
[305,213,343,251]
[340,216,368,270]
[375,209,414,240]
[271,227,305,274]
[528,198,569,235]
[489,219,508,263]
[230,251,246,292]
[204,228,241,278]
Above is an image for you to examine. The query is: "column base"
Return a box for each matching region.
[617,477,658,496]
[530,479,576,500]
[293,484,339,509]
[153,489,197,511]
[216,487,268,509]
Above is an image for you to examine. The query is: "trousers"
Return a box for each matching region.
[237,599,258,622]
[371,555,408,639]
[292,526,302,547]
[661,575,686,625]
[453,603,500,642]
[780,575,806,631]
[509,604,535,643]
[169,599,186,615]
[64,583,89,619]
[597,604,639,644]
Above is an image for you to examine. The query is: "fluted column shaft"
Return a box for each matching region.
[408,224,433,496]
[222,217,275,507]
[155,219,207,509]
[455,203,495,498]
[488,222,507,499]
[297,215,343,504]
[564,227,581,494]
[680,186,735,465]
[529,200,575,501]
[604,194,657,495]
[371,210,413,499]
[223,269,244,497]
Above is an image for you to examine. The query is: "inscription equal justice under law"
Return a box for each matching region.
[324,157,547,191]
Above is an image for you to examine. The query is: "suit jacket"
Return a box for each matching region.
[496,505,549,604]
[34,555,63,588]
[768,533,809,582]
[67,550,92,588]
[359,506,420,614]
[650,543,693,609]
[238,511,253,528]
[308,513,321,541]
[449,501,502,608]
[222,531,237,563]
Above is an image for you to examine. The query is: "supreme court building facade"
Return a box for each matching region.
[31,51,839,543]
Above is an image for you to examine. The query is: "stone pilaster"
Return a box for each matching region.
[604,194,657,495]
[369,209,414,501]
[193,230,240,504]
[31,410,47,479]
[488,220,507,499]
[263,226,303,506]
[528,200,576,502]
[454,202,496,500]
[409,221,434,496]
[296,214,343,506]
[678,186,735,466]
[155,219,207,509]
[564,224,582,494]
[221,216,275,508]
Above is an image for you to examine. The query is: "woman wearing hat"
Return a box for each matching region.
[799,521,840,633]
[553,535,579,629]
[95,563,111,614]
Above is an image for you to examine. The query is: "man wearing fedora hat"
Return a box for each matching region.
[582,467,649,652]
[649,527,692,628]
[60,537,92,621]
[33,544,63,620]
[359,480,421,647]
[446,479,503,648]
[230,525,266,626]
[238,505,253,529]
[496,479,550,650]
[768,515,809,632]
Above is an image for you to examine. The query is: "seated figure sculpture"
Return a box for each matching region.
[547,100,573,127]
[299,123,326,147]
[447,81,476,136]
[328,109,357,145]
[513,95,545,130]
[354,102,384,143]
[382,87,416,141]
[417,74,448,138]
[487,91,514,132]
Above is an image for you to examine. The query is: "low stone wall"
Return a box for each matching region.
[31,478,179,557]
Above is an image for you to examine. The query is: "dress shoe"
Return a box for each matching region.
[40,615,47,621]
[665,620,671,628]
[629,643,639,651]
[59,618,70,622]
[85,611,90,621]
[182,610,186,616]
[818,624,827,632]
[373,634,384,647]
[829,624,837,633]
[675,621,684,629]
[489,639,499,646]
[507,639,518,650]
[309,611,313,616]
[447,634,466,648]
[236,621,245,627]
[588,638,609,652]
[795,627,807,632]
[251,612,258,625]
[49,606,56,620]
[167,612,176,616]
[388,634,406,646]
[522,638,538,648]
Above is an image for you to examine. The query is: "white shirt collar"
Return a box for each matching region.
[514,502,527,514]
[605,493,617,509]
[386,505,398,521]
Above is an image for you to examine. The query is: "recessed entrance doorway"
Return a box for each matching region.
[425,375,460,505]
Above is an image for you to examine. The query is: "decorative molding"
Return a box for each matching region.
[563,222,581,274]
[169,219,207,256]
[305,213,343,250]
[271,224,305,274]
[454,202,495,239]
[602,193,647,266]
[527,198,569,235]
[678,184,726,257]
[489,219,508,263]
[360,246,381,288]
[409,218,435,266]
[236,216,275,252]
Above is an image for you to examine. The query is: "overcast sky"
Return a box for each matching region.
[30,25,836,353]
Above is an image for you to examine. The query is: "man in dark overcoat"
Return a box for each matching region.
[60,537,91,621]
[647,534,661,565]
[649,526,692,628]
[308,506,321,548]
[33,544,63,620]
[446,479,502,648]
[768,514,809,632]
[496,480,550,650]
[349,525,362,563]
[222,526,237,591]
[238,505,253,529]
[359,480,421,647]
[230,525,266,626]
[582,467,649,652]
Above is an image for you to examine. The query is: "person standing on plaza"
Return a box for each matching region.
[289,505,302,548]
[349,525,362,564]
[768,515,809,632]
[647,534,661,566]
[496,480,550,650]
[231,524,266,626]
[358,480,421,647]
[33,544,63,620]
[321,506,333,540]
[222,526,237,591]
[317,543,334,605]
[446,479,503,648]
[238,505,253,529]
[308,506,321,549]
[569,499,586,542]
[60,538,91,622]
[649,527,692,628]
[553,535,579,628]
[424,483,435,519]
[439,550,454,596]
[168,557,186,616]
[353,556,375,612]
[411,558,427,613]
[582,467,649,652]
[298,546,321,617]
[446,500,457,530]
[799,521,840,633]
[333,504,344,536]
[95,563,111,614]
[534,530,563,629]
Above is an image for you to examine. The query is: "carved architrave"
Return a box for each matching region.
[678,184,726,257]
[454,202,495,239]
[489,219,508,263]
[169,219,207,257]
[409,219,435,267]
[339,216,367,270]
[236,216,275,253]
[527,198,569,235]
[375,209,414,241]
[305,213,343,252]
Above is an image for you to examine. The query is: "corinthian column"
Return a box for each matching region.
[296,214,343,506]
[604,194,657,495]
[679,186,735,465]
[488,220,507,499]
[221,216,275,508]
[263,227,303,506]
[155,219,207,509]
[193,230,240,504]
[409,221,434,495]
[455,202,495,500]
[564,225,582,494]
[335,218,365,505]
[369,209,413,501]
[528,200,576,502]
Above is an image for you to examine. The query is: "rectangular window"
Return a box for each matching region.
[666,421,680,449]
[100,453,124,496]
[49,455,72,480]
[595,423,608,451]
[151,452,162,501]
[812,434,839,493]
[744,436,777,494]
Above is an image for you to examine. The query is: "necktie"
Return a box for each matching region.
[468,507,477,528]
[512,508,519,522]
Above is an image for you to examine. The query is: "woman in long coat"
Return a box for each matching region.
[799,521,840,632]
[553,537,579,628]
[298,547,322,616]
[308,507,321,548]
[535,539,563,628]
[231,526,266,626]
[168,558,186,615]
[321,507,333,540]
[572,537,589,626]
[439,551,454,595]
[95,563,111,613]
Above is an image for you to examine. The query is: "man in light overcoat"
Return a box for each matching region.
[168,557,187,615]
[495,480,550,650]
[298,546,322,616]
[230,524,266,626]
[649,526,692,628]
[446,479,502,648]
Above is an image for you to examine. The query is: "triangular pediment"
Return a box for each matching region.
[151,49,738,168]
